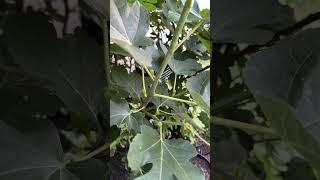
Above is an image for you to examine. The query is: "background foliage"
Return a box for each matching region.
[0,0,210,180]
[3,0,320,180]
[213,0,320,179]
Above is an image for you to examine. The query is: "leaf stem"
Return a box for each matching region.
[143,65,155,80]
[186,123,210,146]
[239,11,320,56]
[149,0,194,96]
[195,132,210,146]
[74,142,109,162]
[174,19,205,52]
[212,116,277,136]
[173,89,188,97]
[172,74,177,96]
[158,109,174,115]
[154,93,196,105]
[73,134,124,163]
[212,91,252,113]
[142,68,147,97]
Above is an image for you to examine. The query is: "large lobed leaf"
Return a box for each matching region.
[0,120,105,180]
[128,126,204,180]
[244,28,320,174]
[4,12,107,124]
[0,75,62,126]
[110,0,153,67]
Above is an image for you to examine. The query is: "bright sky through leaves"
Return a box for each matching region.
[197,0,210,10]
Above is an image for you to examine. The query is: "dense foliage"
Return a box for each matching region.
[3,0,320,179]
[110,0,210,179]
[0,0,210,180]
[0,0,108,180]
[213,0,320,179]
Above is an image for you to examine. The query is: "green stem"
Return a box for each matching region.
[173,89,188,97]
[149,0,194,96]
[173,19,205,52]
[154,93,196,105]
[73,133,125,162]
[186,123,210,146]
[161,120,210,146]
[194,132,210,146]
[159,122,164,141]
[143,65,155,80]
[161,121,210,146]
[142,68,147,97]
[74,142,109,162]
[212,116,277,136]
[212,91,252,113]
[172,74,177,96]
[158,109,174,115]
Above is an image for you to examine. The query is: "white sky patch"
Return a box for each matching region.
[197,0,210,10]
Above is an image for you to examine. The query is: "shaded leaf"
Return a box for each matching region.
[128,125,204,180]
[186,71,210,115]
[162,0,202,23]
[0,79,62,127]
[184,36,209,60]
[160,44,202,76]
[151,82,176,108]
[111,66,143,101]
[213,139,247,178]
[4,13,107,124]
[83,0,107,17]
[213,0,295,44]
[67,159,106,180]
[169,58,202,76]
[60,130,92,149]
[110,98,146,132]
[0,120,104,180]
[284,158,316,180]
[244,29,320,174]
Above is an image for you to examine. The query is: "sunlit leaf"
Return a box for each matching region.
[128,125,205,180]
[110,0,153,67]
